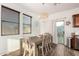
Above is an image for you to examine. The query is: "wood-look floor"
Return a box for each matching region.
[3,44,79,56]
[50,44,79,56]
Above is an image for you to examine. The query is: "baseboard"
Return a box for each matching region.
[2,49,20,56]
[0,50,8,56]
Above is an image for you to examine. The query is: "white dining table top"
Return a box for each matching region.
[29,38,42,44]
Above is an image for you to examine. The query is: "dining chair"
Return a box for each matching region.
[43,34,52,55]
[23,38,30,56]
[23,37,35,56]
[38,33,53,56]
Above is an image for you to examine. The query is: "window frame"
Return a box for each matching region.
[23,13,32,34]
[1,5,20,36]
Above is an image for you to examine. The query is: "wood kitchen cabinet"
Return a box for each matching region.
[71,35,76,49]
[73,14,79,27]
[71,35,79,50]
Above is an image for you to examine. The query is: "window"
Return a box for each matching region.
[1,6,20,36]
[23,14,32,34]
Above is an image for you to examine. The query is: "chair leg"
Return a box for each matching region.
[23,49,26,56]
[45,46,48,56]
[42,47,44,56]
[29,50,31,56]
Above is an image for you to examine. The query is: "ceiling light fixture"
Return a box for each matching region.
[39,12,48,21]
[53,3,61,6]
[42,3,45,6]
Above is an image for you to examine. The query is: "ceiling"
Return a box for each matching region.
[21,3,79,14]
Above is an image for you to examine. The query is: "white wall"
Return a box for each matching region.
[0,3,40,55]
[39,19,53,35]
[49,7,79,45]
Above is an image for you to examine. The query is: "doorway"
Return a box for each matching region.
[56,21,65,44]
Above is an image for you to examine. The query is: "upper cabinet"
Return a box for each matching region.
[73,14,79,27]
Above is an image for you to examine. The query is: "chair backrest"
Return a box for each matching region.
[39,35,44,40]
[22,38,30,50]
[42,33,52,45]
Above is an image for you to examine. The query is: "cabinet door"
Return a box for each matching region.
[71,38,75,49]
[73,14,79,27]
[76,39,79,50]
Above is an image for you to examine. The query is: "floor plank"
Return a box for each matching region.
[3,44,79,56]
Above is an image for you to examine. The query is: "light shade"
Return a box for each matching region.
[39,12,48,20]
